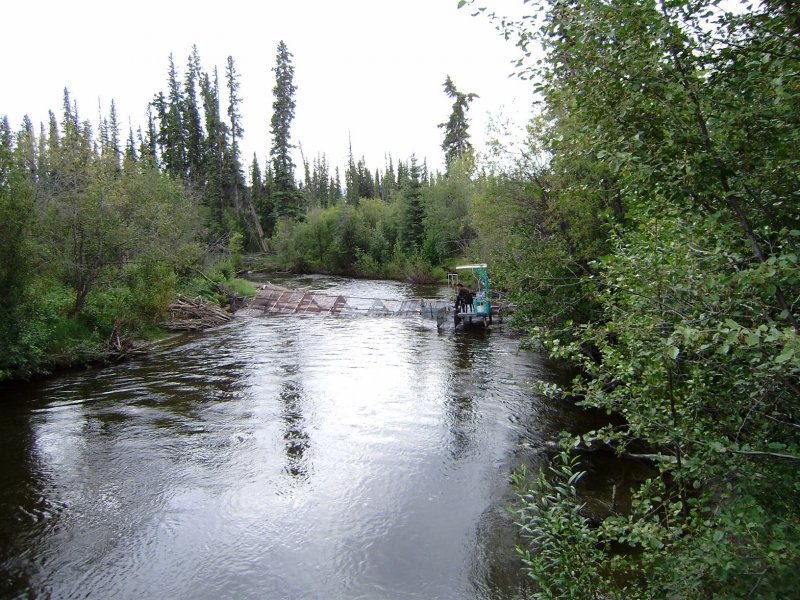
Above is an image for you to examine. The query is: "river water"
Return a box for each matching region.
[0,275,586,600]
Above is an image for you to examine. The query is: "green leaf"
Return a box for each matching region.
[775,348,794,364]
[724,318,740,330]
[710,441,728,454]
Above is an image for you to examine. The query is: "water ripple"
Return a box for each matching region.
[0,277,571,600]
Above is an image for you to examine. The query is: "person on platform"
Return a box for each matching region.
[456,283,474,312]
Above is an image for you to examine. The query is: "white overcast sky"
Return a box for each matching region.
[2,0,534,175]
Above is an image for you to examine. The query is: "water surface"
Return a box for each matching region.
[0,276,577,599]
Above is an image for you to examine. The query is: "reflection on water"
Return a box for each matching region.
[279,380,310,480]
[0,276,581,600]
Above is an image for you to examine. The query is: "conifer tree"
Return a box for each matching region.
[357,157,374,199]
[331,167,342,207]
[125,125,137,163]
[270,40,301,219]
[223,57,266,251]
[382,154,396,201]
[226,56,244,171]
[345,137,359,206]
[199,69,227,228]
[0,116,10,149]
[161,56,187,177]
[140,106,158,166]
[109,100,121,169]
[183,46,205,186]
[400,155,425,252]
[438,75,478,169]
[15,116,37,179]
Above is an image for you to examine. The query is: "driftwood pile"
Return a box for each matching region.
[162,294,233,331]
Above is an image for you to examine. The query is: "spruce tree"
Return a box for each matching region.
[357,158,374,199]
[162,55,186,178]
[140,106,158,166]
[183,46,205,186]
[438,75,478,169]
[345,137,359,206]
[225,55,244,181]
[200,69,225,226]
[331,167,342,207]
[125,126,137,163]
[16,116,37,179]
[400,155,425,253]
[270,40,301,219]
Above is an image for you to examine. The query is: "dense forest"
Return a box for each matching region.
[0,39,481,380]
[2,0,799,596]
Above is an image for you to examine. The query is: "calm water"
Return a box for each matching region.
[0,276,581,599]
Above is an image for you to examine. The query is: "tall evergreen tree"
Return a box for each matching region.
[225,57,266,251]
[225,56,244,171]
[438,75,478,169]
[125,125,138,164]
[140,105,158,166]
[331,167,342,207]
[161,55,187,177]
[345,137,359,206]
[0,116,10,152]
[108,100,121,169]
[199,68,228,230]
[183,46,205,186]
[270,40,301,219]
[357,157,374,199]
[382,154,396,201]
[400,154,425,253]
[15,116,37,179]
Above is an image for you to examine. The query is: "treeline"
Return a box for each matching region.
[464,0,800,597]
[0,86,206,379]
[0,40,482,379]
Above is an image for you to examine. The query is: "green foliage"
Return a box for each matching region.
[470,169,605,333]
[512,449,614,600]
[224,277,257,298]
[422,157,474,265]
[532,209,800,597]
[124,262,178,327]
[0,95,207,378]
[476,0,800,595]
[266,187,458,283]
[2,280,104,379]
[0,134,35,377]
[227,231,244,271]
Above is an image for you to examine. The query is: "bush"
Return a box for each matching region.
[513,448,614,600]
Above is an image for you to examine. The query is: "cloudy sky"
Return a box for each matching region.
[2,0,535,175]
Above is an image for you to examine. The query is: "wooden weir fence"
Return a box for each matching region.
[236,288,454,324]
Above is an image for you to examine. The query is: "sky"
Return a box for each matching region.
[2,0,535,176]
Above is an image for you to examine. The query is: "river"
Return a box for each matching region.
[0,275,588,599]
